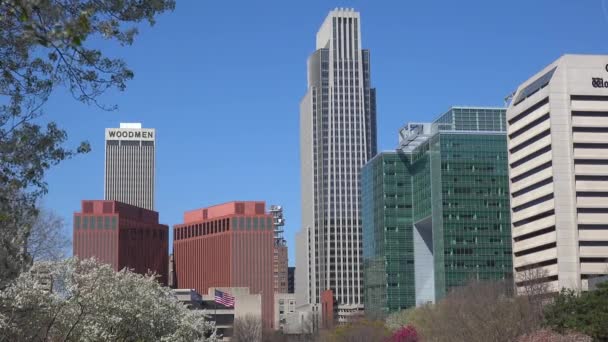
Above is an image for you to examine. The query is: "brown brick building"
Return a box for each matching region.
[73,200,168,285]
[173,201,274,329]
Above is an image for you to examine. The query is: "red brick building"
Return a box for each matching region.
[274,243,288,293]
[73,200,168,285]
[321,289,337,329]
[173,201,274,329]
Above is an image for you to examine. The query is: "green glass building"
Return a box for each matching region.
[362,107,513,318]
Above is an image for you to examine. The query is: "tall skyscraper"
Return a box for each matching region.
[362,108,512,317]
[298,8,377,320]
[507,55,608,293]
[104,123,155,211]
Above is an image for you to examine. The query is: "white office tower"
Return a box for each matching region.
[104,122,155,210]
[298,8,377,321]
[507,55,608,293]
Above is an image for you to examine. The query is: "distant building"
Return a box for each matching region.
[203,287,262,341]
[589,275,608,291]
[362,107,512,316]
[283,304,320,336]
[270,205,288,293]
[506,55,608,293]
[173,288,204,310]
[173,201,274,330]
[274,244,288,293]
[105,123,155,210]
[173,287,262,341]
[321,290,337,329]
[73,200,168,285]
[274,293,296,331]
[288,267,295,294]
[168,253,176,288]
[31,264,53,293]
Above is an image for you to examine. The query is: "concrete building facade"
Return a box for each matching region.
[274,293,296,331]
[507,55,608,292]
[298,8,377,321]
[73,200,168,285]
[105,123,155,211]
[362,108,513,316]
[173,201,275,330]
[173,287,262,341]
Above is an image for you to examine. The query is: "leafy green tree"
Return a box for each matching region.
[0,0,175,287]
[544,282,608,341]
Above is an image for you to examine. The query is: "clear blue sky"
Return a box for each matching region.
[42,0,608,265]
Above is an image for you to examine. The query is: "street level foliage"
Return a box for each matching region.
[544,282,608,341]
[380,277,604,342]
[0,258,216,341]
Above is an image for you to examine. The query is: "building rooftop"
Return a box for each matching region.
[76,200,160,224]
[182,201,268,223]
[398,106,507,153]
[119,122,142,129]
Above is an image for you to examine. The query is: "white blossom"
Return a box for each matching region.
[0,257,216,341]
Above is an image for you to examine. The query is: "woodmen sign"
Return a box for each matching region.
[105,128,155,141]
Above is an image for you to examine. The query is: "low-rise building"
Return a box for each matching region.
[274,293,296,331]
[173,287,261,341]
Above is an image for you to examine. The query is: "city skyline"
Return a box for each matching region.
[41,1,608,266]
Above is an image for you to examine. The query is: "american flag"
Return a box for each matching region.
[214,290,235,307]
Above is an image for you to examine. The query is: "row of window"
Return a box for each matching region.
[74,215,118,230]
[174,216,274,240]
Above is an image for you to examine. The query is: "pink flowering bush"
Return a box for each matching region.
[390,325,419,342]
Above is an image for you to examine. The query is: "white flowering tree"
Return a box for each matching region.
[0,258,216,341]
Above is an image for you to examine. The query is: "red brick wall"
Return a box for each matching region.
[119,218,168,285]
[321,290,335,329]
[274,244,289,293]
[73,213,119,270]
[73,200,168,285]
[174,231,232,294]
[232,230,274,330]
[174,201,275,330]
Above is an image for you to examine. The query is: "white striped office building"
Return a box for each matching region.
[507,55,608,293]
[104,123,155,211]
[297,8,377,321]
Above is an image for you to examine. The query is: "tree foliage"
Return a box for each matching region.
[400,280,543,342]
[516,329,592,342]
[390,325,419,342]
[232,314,263,342]
[0,257,216,341]
[321,319,390,342]
[385,308,416,332]
[0,0,174,285]
[27,206,70,261]
[544,282,608,341]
